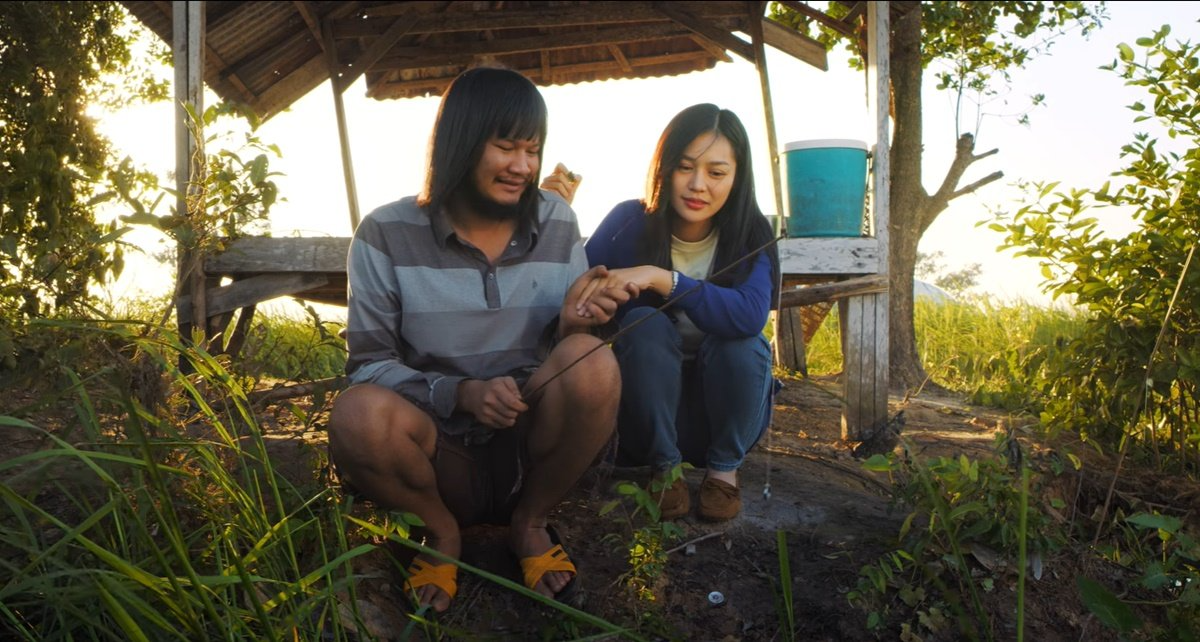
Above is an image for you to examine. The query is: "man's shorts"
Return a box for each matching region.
[433,418,529,527]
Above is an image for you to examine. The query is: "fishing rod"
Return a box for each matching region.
[524,232,785,400]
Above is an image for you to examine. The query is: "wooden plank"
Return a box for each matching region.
[322,19,361,229]
[774,0,858,39]
[337,13,422,92]
[776,307,808,375]
[373,51,714,95]
[868,1,890,272]
[653,2,754,63]
[778,237,879,274]
[372,20,731,66]
[205,237,351,273]
[607,44,634,73]
[840,292,888,441]
[761,17,827,71]
[353,1,749,30]
[779,274,887,308]
[177,273,330,320]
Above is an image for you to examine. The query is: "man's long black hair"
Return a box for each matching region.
[418,66,548,225]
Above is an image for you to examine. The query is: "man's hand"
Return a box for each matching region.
[539,162,581,205]
[559,265,635,336]
[457,377,528,429]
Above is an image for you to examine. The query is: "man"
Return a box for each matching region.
[328,66,629,613]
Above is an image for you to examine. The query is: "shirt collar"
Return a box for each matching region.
[429,204,540,254]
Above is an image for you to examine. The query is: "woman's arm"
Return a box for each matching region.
[671,251,774,338]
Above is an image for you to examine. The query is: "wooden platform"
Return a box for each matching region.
[176,237,350,322]
[182,234,889,442]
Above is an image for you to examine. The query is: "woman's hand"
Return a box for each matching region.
[574,265,670,317]
[457,377,528,429]
[559,265,634,334]
[539,162,581,205]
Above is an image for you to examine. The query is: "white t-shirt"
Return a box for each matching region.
[670,230,718,357]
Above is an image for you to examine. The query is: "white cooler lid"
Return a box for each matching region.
[783,139,869,152]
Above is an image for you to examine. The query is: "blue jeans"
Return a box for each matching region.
[613,306,774,473]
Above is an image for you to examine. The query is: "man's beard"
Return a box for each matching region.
[459,178,525,221]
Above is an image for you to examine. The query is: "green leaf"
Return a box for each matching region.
[1117,43,1134,62]
[598,499,620,516]
[861,454,892,472]
[1077,577,1141,633]
[1126,512,1181,535]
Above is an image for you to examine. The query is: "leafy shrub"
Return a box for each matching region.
[991,25,1200,469]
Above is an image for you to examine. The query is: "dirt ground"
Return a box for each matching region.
[270,374,1139,642]
[4,370,1187,641]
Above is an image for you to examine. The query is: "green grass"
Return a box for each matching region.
[802,298,1085,408]
[0,320,639,641]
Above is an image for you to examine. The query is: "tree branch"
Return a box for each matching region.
[951,171,1004,201]
[922,133,1000,233]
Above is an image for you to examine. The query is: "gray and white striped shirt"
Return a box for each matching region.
[344,192,587,434]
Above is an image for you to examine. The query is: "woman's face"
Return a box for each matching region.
[669,131,736,241]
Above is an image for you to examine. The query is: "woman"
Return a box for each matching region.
[579,103,779,522]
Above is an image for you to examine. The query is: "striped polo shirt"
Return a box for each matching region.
[344,192,587,434]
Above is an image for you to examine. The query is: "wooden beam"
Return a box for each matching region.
[224,2,359,115]
[176,273,331,320]
[352,1,749,30]
[653,1,755,63]
[371,20,735,66]
[775,0,858,39]
[153,0,256,103]
[337,13,422,92]
[761,17,827,70]
[293,1,324,51]
[779,238,880,274]
[607,44,634,73]
[840,292,887,441]
[322,19,361,230]
[371,50,714,96]
[686,34,734,64]
[779,274,888,308]
[172,0,205,335]
[205,237,352,273]
[747,2,785,226]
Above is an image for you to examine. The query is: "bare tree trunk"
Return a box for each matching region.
[888,2,928,391]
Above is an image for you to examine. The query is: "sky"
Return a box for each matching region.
[97,1,1200,313]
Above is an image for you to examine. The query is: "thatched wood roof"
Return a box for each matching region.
[119,1,865,121]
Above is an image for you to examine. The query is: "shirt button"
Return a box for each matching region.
[488,273,495,279]
[510,240,517,246]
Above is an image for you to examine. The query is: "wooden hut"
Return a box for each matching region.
[119,1,896,442]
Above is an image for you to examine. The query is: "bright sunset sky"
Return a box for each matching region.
[98,1,1200,312]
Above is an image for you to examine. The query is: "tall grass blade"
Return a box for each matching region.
[776,529,796,641]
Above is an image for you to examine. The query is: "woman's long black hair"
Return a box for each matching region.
[418,66,548,224]
[641,103,779,305]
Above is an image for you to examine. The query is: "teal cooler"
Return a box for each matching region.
[782,139,869,237]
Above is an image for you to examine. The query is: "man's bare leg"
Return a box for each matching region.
[510,333,620,597]
[328,384,461,612]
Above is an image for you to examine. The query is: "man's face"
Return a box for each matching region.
[463,135,541,219]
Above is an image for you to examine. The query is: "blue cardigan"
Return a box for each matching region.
[584,199,775,338]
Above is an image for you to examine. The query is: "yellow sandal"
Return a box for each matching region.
[517,525,578,601]
[403,558,458,608]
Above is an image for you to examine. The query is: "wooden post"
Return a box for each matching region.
[322,19,362,231]
[840,1,890,441]
[747,1,792,373]
[173,0,205,341]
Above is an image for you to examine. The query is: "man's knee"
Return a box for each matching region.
[554,334,620,397]
[329,384,436,457]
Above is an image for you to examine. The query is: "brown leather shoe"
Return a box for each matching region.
[698,477,741,522]
[647,476,689,520]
